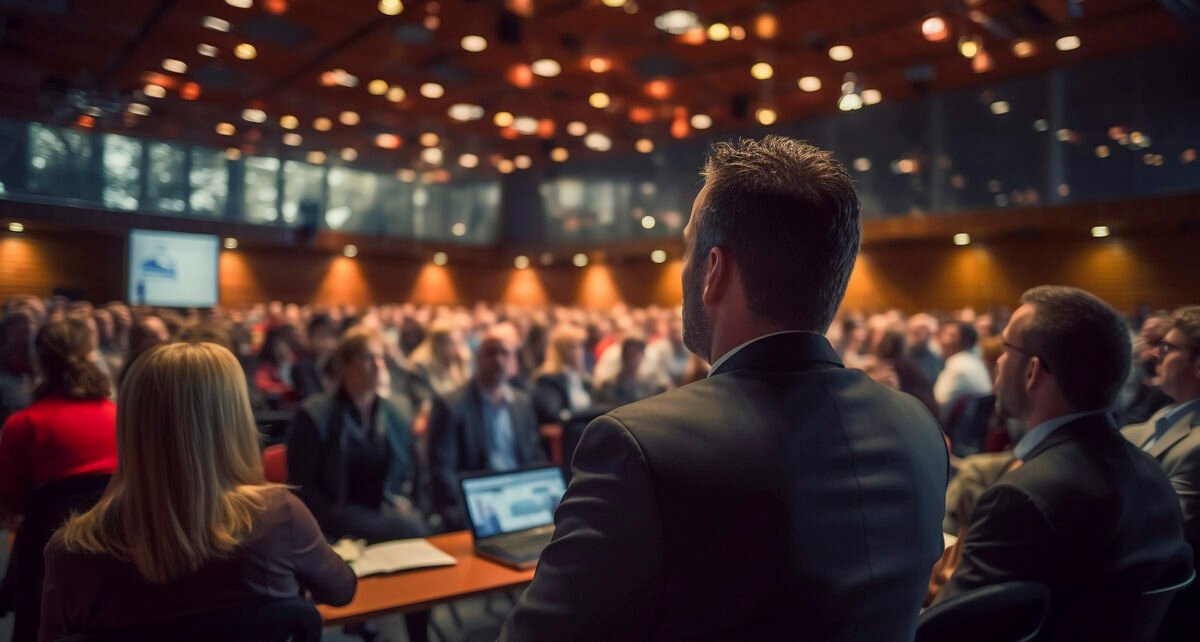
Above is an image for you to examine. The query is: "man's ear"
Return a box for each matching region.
[701,247,729,309]
[1025,356,1049,393]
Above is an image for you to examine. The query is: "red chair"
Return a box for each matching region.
[263,444,288,484]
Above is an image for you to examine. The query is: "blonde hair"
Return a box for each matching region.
[534,324,587,378]
[60,342,276,583]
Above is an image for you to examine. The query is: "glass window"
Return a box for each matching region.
[101,134,141,211]
[27,122,93,200]
[190,147,228,217]
[0,118,26,196]
[145,142,187,213]
[326,166,380,232]
[244,156,280,224]
[282,161,324,227]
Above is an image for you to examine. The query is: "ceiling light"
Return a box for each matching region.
[707,22,730,41]
[216,122,236,135]
[971,49,993,73]
[461,35,487,52]
[223,237,238,249]
[654,10,700,35]
[1055,35,1081,51]
[862,89,882,105]
[589,92,610,109]
[514,255,530,269]
[451,223,467,237]
[636,138,654,153]
[953,233,971,246]
[306,151,327,164]
[226,0,252,7]
[242,109,266,123]
[531,58,561,77]
[1182,149,1196,164]
[1033,119,1048,132]
[588,57,612,73]
[202,16,231,31]
[127,103,151,116]
[573,253,589,267]
[313,117,332,131]
[420,82,444,99]
[225,148,241,160]
[602,0,625,6]
[690,114,712,129]
[459,153,479,168]
[424,15,439,29]
[143,84,166,99]
[755,108,777,125]
[828,45,853,62]
[497,159,515,174]
[754,13,778,39]
[447,103,484,121]
[566,121,587,136]
[1012,40,1036,58]
[378,0,403,15]
[179,82,201,100]
[507,64,534,88]
[339,111,360,126]
[921,15,949,42]
[375,133,402,149]
[513,117,538,135]
[1095,145,1110,158]
[798,76,821,92]
[395,168,416,181]
[233,43,257,60]
[1091,226,1110,238]
[420,147,443,165]
[958,36,980,58]
[853,157,871,172]
[432,251,448,266]
[162,58,187,74]
[989,100,1010,115]
[197,43,219,57]
[838,94,862,111]
[386,86,406,102]
[650,250,667,264]
[493,112,514,127]
[367,79,389,95]
[584,132,612,151]
[340,147,357,161]
[641,215,656,229]
[420,132,440,147]
[344,244,359,258]
[550,147,569,162]
[8,222,24,233]
[750,62,774,80]
[283,133,302,146]
[514,154,532,169]
[279,114,299,129]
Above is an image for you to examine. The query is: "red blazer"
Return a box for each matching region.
[0,396,117,513]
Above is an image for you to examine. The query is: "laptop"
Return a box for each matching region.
[459,466,567,569]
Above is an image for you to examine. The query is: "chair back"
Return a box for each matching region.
[1047,568,1195,642]
[917,580,1050,642]
[7,473,111,642]
[54,596,321,642]
[263,443,289,484]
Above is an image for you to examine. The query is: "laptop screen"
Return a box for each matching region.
[461,466,567,539]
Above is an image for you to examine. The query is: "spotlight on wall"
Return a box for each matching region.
[572,253,589,267]
[343,244,359,258]
[8,222,24,233]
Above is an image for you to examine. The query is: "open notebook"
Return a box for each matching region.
[333,538,458,578]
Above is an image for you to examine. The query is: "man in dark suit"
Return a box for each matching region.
[428,323,544,530]
[935,287,1191,634]
[501,136,949,641]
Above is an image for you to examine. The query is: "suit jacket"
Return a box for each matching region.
[939,413,1192,633]
[1122,403,1200,547]
[501,332,949,641]
[428,382,544,529]
[532,373,593,425]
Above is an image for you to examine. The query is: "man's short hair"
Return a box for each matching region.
[697,136,861,333]
[1019,286,1131,411]
[957,322,978,351]
[1169,306,1200,354]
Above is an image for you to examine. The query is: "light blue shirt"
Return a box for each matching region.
[1013,410,1105,460]
[479,384,518,472]
[1142,398,1200,451]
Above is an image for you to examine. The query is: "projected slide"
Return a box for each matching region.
[128,229,219,308]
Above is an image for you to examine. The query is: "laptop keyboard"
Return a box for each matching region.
[480,530,554,561]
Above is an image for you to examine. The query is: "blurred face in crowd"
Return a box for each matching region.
[1139,316,1169,377]
[477,337,516,390]
[908,323,931,348]
[342,339,385,398]
[310,327,338,356]
[937,324,963,357]
[558,337,585,372]
[1157,328,1199,402]
[434,332,461,365]
[93,309,114,345]
[681,186,713,361]
[621,343,646,376]
[994,305,1036,421]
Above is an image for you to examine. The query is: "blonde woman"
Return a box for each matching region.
[407,319,470,404]
[39,342,355,641]
[531,324,593,425]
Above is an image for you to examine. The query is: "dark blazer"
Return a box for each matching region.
[501,332,949,641]
[1122,404,1200,548]
[428,382,544,529]
[939,413,1192,634]
[287,389,418,537]
[532,373,592,425]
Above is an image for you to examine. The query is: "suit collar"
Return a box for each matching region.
[1020,412,1118,462]
[1146,401,1200,458]
[708,331,842,378]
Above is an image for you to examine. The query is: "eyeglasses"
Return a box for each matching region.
[1003,340,1052,374]
[1158,340,1187,358]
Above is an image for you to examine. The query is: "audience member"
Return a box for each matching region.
[0,317,117,642]
[933,320,993,423]
[874,329,938,417]
[644,315,690,388]
[0,309,35,425]
[429,324,544,530]
[502,136,948,640]
[293,312,338,400]
[931,286,1192,631]
[39,342,355,641]
[117,314,168,385]
[531,324,593,425]
[1117,310,1175,426]
[253,324,300,409]
[408,319,470,406]
[906,313,944,384]
[595,336,661,406]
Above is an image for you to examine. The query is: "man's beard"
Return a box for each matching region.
[681,262,712,363]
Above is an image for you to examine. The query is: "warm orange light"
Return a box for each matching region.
[921,16,949,42]
[537,118,556,138]
[315,257,373,307]
[507,64,534,88]
[628,106,654,124]
[410,264,459,305]
[588,57,612,73]
[754,13,779,39]
[502,267,549,307]
[645,79,672,100]
[375,133,402,149]
[76,114,96,128]
[680,27,706,45]
[180,81,202,100]
[972,49,994,73]
[670,117,689,139]
[578,265,621,310]
[265,0,288,14]
[500,126,520,140]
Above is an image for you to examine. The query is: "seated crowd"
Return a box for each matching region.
[0,289,1196,640]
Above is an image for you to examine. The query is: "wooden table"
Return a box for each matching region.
[318,531,535,626]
